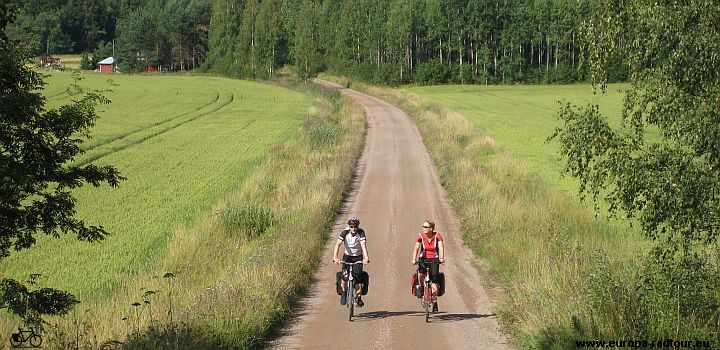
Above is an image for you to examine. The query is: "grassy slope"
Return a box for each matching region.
[1,71,310,308]
[3,71,367,349]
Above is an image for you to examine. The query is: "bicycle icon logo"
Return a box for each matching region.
[9,328,43,348]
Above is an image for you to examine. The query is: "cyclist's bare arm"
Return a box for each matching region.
[410,241,421,264]
[360,241,370,263]
[438,240,446,263]
[332,240,343,264]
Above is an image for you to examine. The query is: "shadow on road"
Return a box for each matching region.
[432,312,497,322]
[351,310,420,320]
[350,310,496,323]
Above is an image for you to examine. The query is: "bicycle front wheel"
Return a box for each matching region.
[424,283,431,322]
[29,335,42,347]
[348,288,355,321]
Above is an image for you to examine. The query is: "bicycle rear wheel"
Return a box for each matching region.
[29,335,42,347]
[10,336,22,347]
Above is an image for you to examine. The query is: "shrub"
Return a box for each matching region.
[303,116,342,147]
[218,204,275,239]
[80,51,93,70]
[413,59,451,85]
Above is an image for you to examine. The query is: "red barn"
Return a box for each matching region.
[98,57,115,73]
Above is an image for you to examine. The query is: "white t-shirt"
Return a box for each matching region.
[338,227,367,257]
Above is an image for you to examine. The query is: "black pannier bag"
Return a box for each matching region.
[410,273,422,297]
[336,270,369,295]
[360,271,369,295]
[437,272,445,296]
[336,271,343,295]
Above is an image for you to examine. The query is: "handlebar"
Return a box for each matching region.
[412,259,445,266]
[340,261,364,265]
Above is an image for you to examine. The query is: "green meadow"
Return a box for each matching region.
[405,84,628,192]
[2,72,309,295]
[0,70,369,348]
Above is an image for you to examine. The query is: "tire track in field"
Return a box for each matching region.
[82,90,224,153]
[44,87,72,101]
[74,89,235,166]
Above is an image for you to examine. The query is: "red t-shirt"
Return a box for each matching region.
[417,232,443,259]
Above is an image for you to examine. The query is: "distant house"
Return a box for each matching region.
[98,57,115,73]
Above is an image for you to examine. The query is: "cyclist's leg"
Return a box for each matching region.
[339,255,353,305]
[428,260,440,312]
[418,258,429,281]
[353,259,364,295]
[418,259,429,287]
[340,276,348,291]
[430,260,440,300]
[340,254,353,291]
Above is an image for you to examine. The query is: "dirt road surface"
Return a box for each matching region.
[265,80,514,350]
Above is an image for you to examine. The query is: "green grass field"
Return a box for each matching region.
[7,72,705,347]
[1,71,312,299]
[2,69,368,348]
[405,84,629,191]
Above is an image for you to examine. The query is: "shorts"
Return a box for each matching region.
[341,254,364,281]
[417,258,441,282]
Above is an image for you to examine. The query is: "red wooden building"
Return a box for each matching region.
[98,57,116,73]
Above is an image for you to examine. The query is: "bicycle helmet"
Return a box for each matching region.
[347,217,360,227]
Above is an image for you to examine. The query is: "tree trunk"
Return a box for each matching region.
[546,34,550,72]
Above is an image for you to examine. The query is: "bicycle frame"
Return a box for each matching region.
[415,260,436,322]
[340,261,363,321]
[10,327,42,348]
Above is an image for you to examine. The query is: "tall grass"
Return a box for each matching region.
[347,81,719,348]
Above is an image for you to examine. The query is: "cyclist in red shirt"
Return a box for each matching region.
[410,220,445,312]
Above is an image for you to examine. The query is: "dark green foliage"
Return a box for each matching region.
[204,0,601,85]
[5,1,71,56]
[0,276,80,328]
[1,7,124,260]
[10,0,607,85]
[414,59,452,85]
[1,6,122,329]
[113,0,210,73]
[553,0,720,245]
[79,51,93,69]
[294,0,320,82]
[550,0,720,342]
[603,53,628,83]
[93,40,113,66]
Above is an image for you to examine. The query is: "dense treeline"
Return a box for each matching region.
[8,0,209,73]
[207,0,612,84]
[8,0,622,84]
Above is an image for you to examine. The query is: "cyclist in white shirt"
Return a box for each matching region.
[332,217,370,307]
